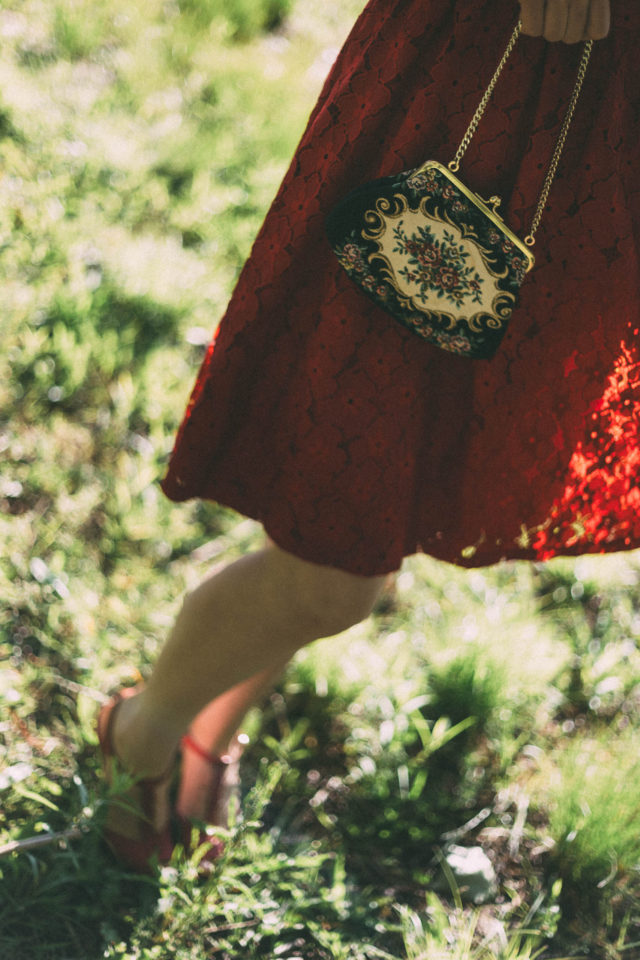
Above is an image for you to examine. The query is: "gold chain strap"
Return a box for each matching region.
[448,21,522,173]
[447,21,593,246]
[525,37,592,244]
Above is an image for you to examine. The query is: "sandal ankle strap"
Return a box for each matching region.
[181,733,231,767]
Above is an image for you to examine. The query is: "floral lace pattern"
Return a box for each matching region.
[532,340,640,560]
[162,0,640,576]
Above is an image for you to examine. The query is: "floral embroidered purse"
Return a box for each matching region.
[326,22,593,359]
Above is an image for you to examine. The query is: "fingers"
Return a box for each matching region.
[519,0,545,38]
[542,1,569,42]
[564,0,590,43]
[518,0,611,43]
[586,0,610,39]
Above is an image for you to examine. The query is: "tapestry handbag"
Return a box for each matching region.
[325,21,593,359]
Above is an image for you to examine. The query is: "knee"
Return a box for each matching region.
[291,573,382,638]
[269,545,386,639]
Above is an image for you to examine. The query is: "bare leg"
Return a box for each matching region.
[111,543,385,787]
[176,661,288,821]
[187,663,286,757]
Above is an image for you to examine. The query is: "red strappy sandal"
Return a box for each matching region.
[96,687,176,873]
[176,733,244,863]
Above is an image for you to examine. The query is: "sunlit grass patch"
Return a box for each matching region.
[52,1,120,61]
[538,731,640,902]
[397,892,570,960]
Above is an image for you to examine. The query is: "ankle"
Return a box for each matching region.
[186,719,232,761]
[113,691,181,778]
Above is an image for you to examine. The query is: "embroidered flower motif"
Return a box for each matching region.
[437,266,459,290]
[509,255,528,283]
[417,243,441,266]
[342,242,360,262]
[428,329,472,353]
[392,221,484,308]
[440,334,473,354]
[336,237,369,276]
[405,170,440,195]
[405,315,474,354]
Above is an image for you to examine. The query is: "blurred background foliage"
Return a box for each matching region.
[2,1,640,957]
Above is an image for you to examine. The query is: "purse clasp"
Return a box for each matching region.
[477,194,504,218]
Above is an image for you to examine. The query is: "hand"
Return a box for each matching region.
[518,0,611,43]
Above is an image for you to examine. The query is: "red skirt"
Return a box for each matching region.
[162,0,640,576]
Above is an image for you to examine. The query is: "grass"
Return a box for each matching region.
[543,731,640,912]
[2,0,640,957]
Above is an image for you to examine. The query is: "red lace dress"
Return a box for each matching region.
[161,0,640,576]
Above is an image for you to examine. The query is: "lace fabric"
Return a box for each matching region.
[162,0,640,576]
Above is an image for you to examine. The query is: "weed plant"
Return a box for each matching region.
[2,0,640,958]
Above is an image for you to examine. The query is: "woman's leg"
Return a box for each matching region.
[111,542,385,789]
[176,662,289,821]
